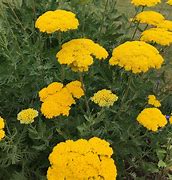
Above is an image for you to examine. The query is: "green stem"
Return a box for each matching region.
[99,0,109,34]
[79,73,91,114]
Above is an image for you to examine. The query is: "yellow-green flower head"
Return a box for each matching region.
[134,11,165,26]
[156,20,172,31]
[56,38,108,72]
[167,0,172,5]
[0,130,5,140]
[0,116,5,129]
[47,137,117,180]
[35,10,79,33]
[148,95,161,107]
[17,108,38,124]
[137,108,167,132]
[109,41,164,73]
[131,0,161,7]
[40,81,84,119]
[91,89,118,107]
[141,28,172,46]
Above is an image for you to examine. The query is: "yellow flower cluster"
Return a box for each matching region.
[167,0,172,5]
[131,0,161,7]
[170,116,172,124]
[47,137,117,180]
[0,116,5,140]
[91,89,118,107]
[134,11,165,26]
[39,81,84,119]
[148,95,161,107]
[137,108,167,131]
[35,10,79,33]
[141,28,172,46]
[157,20,172,31]
[109,41,164,73]
[17,108,38,124]
[56,38,108,72]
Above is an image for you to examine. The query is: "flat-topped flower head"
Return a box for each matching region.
[141,28,172,46]
[0,130,5,140]
[131,0,161,7]
[167,0,172,5]
[137,108,167,131]
[56,38,108,72]
[91,89,118,107]
[35,10,79,33]
[148,95,161,107]
[134,11,165,26]
[0,117,5,129]
[109,41,164,73]
[39,81,84,119]
[17,108,38,124]
[0,116,5,140]
[157,20,172,31]
[169,116,172,124]
[47,137,117,180]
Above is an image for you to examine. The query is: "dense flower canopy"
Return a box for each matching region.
[157,20,172,31]
[17,108,38,124]
[91,89,118,107]
[134,11,165,26]
[0,116,5,140]
[35,10,79,33]
[148,95,161,107]
[40,81,84,119]
[47,137,117,180]
[131,0,161,7]
[56,38,108,72]
[137,108,167,131]
[141,28,172,46]
[167,0,172,5]
[109,41,164,73]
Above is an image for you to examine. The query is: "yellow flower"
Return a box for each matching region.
[141,28,172,46]
[66,81,84,99]
[39,82,63,102]
[169,116,172,124]
[35,10,79,33]
[56,38,108,72]
[148,95,161,107]
[109,41,164,73]
[167,0,172,5]
[137,108,167,131]
[40,81,84,119]
[0,130,5,140]
[157,20,172,31]
[91,89,118,107]
[131,0,161,7]
[0,117,5,129]
[17,108,38,124]
[47,137,117,180]
[134,11,165,26]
